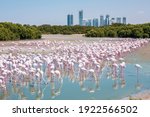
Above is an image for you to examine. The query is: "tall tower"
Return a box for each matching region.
[116,17,121,24]
[67,14,73,26]
[67,14,70,26]
[123,17,127,24]
[87,19,92,26]
[100,15,104,26]
[70,14,73,26]
[105,15,110,26]
[79,10,83,26]
[93,18,99,27]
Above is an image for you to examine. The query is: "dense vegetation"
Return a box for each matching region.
[0,22,150,41]
[85,23,150,38]
[0,22,41,41]
[38,23,150,38]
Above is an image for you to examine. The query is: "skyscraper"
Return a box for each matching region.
[79,10,83,26]
[87,19,92,26]
[67,14,73,26]
[82,20,87,26]
[116,17,121,24]
[123,17,127,24]
[67,14,70,26]
[110,18,115,25]
[70,14,73,25]
[93,18,99,27]
[105,15,110,26]
[100,15,104,26]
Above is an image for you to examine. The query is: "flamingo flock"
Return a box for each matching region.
[0,38,149,99]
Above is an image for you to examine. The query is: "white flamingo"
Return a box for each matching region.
[135,64,142,89]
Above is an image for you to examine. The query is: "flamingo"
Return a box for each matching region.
[119,61,126,88]
[112,63,118,80]
[135,64,142,90]
[0,38,149,99]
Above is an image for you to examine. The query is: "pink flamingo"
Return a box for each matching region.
[119,62,126,88]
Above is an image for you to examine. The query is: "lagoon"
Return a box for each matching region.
[0,35,150,100]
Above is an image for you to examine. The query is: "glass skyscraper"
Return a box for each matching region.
[79,10,83,26]
[116,17,121,24]
[105,15,110,26]
[67,14,73,26]
[70,14,73,25]
[93,18,99,27]
[100,15,104,26]
[123,17,127,24]
[82,20,87,26]
[87,19,92,26]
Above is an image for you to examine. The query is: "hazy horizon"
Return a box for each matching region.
[0,0,150,25]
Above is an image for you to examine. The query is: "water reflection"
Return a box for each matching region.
[0,58,144,100]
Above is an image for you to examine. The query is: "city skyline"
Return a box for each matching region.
[0,0,150,25]
[67,10,127,27]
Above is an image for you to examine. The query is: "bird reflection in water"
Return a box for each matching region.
[50,74,63,99]
[0,39,148,100]
[79,68,101,93]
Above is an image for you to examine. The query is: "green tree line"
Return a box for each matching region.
[38,23,150,38]
[0,22,41,41]
[1,22,150,41]
[85,23,150,38]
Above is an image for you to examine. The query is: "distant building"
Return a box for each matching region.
[86,19,92,26]
[116,17,122,24]
[110,18,115,25]
[82,20,87,26]
[105,15,110,26]
[93,18,99,27]
[79,10,83,26]
[67,14,73,26]
[100,15,104,26]
[67,10,127,26]
[82,19,92,26]
[70,14,73,25]
[123,17,127,24]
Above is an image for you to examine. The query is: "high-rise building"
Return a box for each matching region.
[110,18,115,25]
[70,14,73,25]
[86,19,92,26]
[67,14,73,26]
[116,17,121,24]
[82,20,87,26]
[79,10,83,26]
[93,18,99,27]
[105,15,110,26]
[67,14,70,26]
[100,15,104,26]
[123,17,127,24]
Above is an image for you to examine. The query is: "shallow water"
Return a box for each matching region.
[1,54,150,100]
[0,39,150,100]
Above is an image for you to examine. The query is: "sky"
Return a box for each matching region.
[0,0,150,25]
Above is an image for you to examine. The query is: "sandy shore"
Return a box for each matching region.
[42,34,137,41]
[42,34,85,41]
[125,42,150,64]
[123,90,150,100]
[136,43,150,62]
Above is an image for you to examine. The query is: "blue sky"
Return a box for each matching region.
[0,0,150,25]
